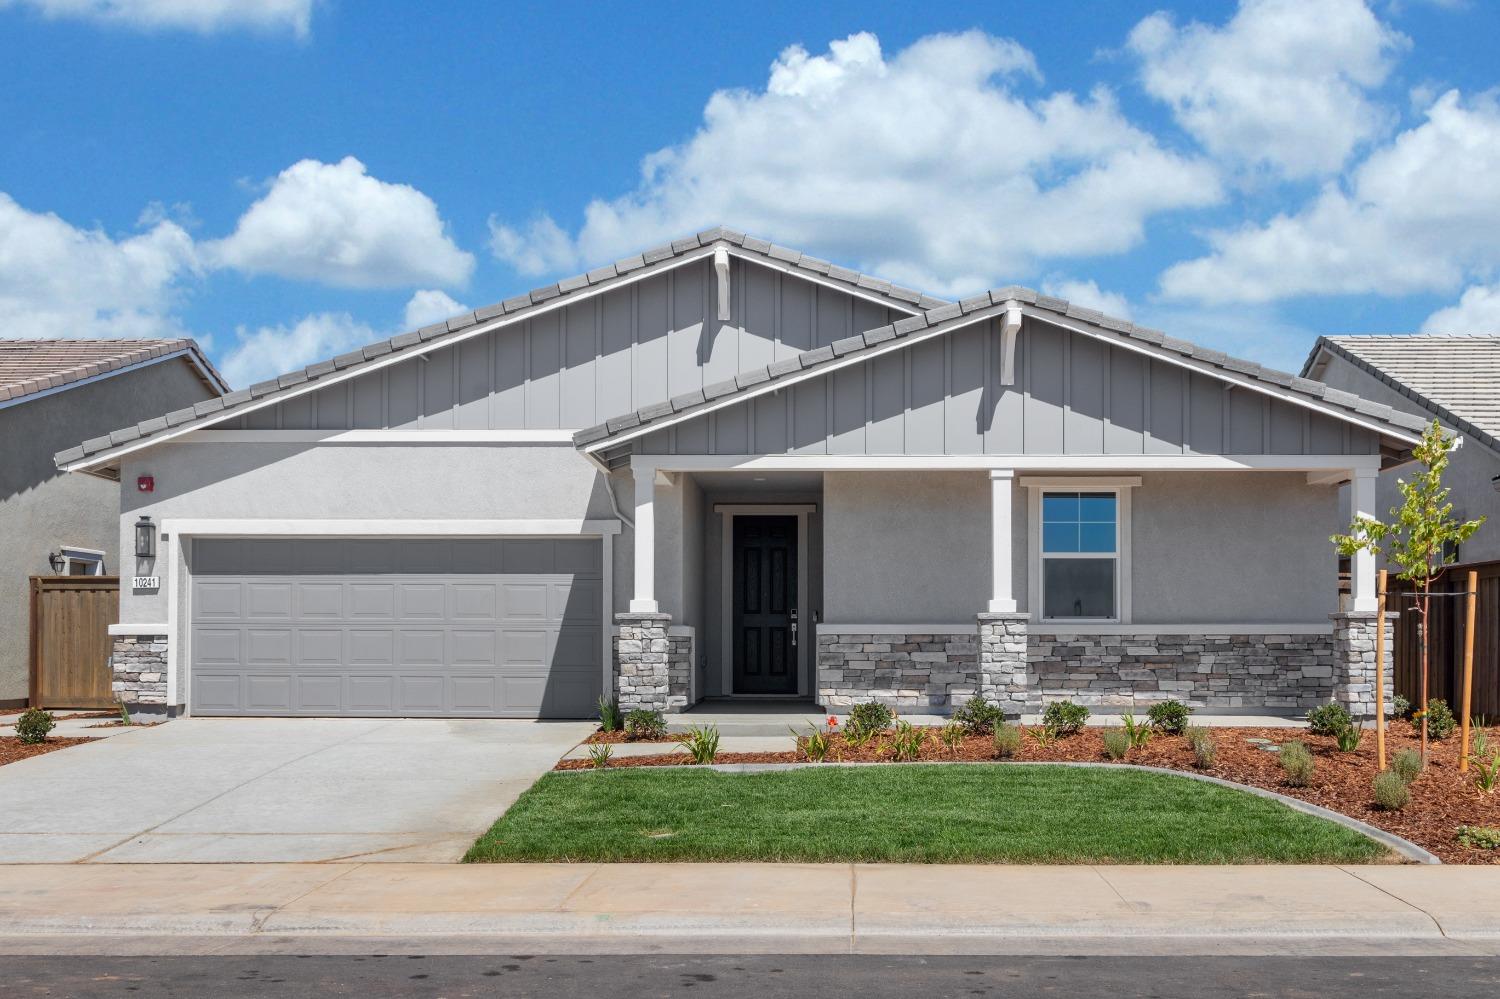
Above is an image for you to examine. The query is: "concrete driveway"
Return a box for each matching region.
[0,718,591,864]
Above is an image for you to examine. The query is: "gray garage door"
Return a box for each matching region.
[189,537,602,718]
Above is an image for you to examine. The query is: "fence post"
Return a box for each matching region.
[1460,569,1478,773]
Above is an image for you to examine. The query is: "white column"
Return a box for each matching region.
[1350,468,1379,613]
[988,469,1018,613]
[629,463,659,613]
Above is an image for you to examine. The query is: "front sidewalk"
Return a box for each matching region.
[2,863,1498,955]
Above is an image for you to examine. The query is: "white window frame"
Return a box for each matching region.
[59,546,106,576]
[1022,477,1137,626]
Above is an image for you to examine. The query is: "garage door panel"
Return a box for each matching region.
[191,538,601,718]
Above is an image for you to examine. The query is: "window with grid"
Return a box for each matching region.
[1040,492,1117,620]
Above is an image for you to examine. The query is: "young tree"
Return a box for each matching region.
[1333,420,1485,762]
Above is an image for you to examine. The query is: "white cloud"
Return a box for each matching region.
[1423,285,1500,332]
[218,311,375,388]
[489,31,1221,294]
[1160,90,1500,304]
[1040,278,1132,319]
[1128,0,1405,178]
[211,156,474,290]
[403,289,468,329]
[0,0,315,36]
[0,192,198,340]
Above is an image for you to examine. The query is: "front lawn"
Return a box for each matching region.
[465,764,1390,864]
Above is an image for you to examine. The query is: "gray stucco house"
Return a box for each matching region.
[2,339,226,708]
[57,228,1426,721]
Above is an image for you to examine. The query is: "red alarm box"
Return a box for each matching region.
[137,476,154,493]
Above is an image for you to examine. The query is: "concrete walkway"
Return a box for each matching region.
[0,718,592,864]
[0,863,1495,955]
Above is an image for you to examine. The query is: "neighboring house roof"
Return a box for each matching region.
[1,338,227,410]
[1301,334,1500,455]
[56,227,947,475]
[576,288,1430,458]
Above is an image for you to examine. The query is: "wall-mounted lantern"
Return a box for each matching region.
[47,551,66,573]
[134,516,157,560]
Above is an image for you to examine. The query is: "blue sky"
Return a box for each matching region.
[2,0,1498,387]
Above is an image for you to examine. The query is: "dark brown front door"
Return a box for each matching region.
[732,516,798,695]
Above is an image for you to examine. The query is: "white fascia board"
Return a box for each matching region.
[1018,475,1142,489]
[733,253,924,318]
[108,623,172,636]
[0,350,201,414]
[160,518,622,537]
[636,453,1385,473]
[175,429,580,444]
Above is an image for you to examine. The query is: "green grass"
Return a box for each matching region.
[464,764,1390,865]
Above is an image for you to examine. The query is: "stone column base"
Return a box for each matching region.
[112,634,168,708]
[614,613,673,712]
[1330,611,1398,719]
[977,612,1030,718]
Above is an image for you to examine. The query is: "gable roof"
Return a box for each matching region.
[576,287,1430,460]
[1,338,227,410]
[1302,334,1500,455]
[56,227,946,476]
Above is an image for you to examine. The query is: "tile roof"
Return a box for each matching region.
[1,338,226,407]
[56,227,945,471]
[1304,334,1500,453]
[576,286,1431,451]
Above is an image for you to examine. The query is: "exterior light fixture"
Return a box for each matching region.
[47,551,66,573]
[134,516,157,560]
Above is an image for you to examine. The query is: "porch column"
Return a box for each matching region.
[988,469,1017,613]
[630,463,658,613]
[1349,468,1379,613]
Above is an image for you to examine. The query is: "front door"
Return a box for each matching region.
[732,516,799,695]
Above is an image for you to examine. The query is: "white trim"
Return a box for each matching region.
[1349,468,1379,613]
[0,349,220,413]
[636,453,1384,473]
[712,503,818,515]
[819,623,977,635]
[1034,623,1334,636]
[59,545,106,557]
[1027,484,1132,626]
[1018,475,1142,489]
[108,623,171,636]
[988,470,1017,613]
[629,468,658,613]
[176,429,580,444]
[159,518,621,537]
[57,545,106,576]
[717,504,812,698]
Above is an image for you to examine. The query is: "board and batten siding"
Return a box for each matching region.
[633,318,1382,457]
[224,258,903,432]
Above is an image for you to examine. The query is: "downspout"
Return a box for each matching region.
[999,300,1023,386]
[584,448,636,528]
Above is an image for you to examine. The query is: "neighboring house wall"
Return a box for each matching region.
[0,359,216,705]
[225,259,905,432]
[1316,354,1500,564]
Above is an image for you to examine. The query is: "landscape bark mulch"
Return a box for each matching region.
[562,720,1500,864]
[0,736,89,768]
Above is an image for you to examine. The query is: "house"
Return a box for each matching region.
[55,228,1426,722]
[2,339,227,709]
[1303,335,1500,565]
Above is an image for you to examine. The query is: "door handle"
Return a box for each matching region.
[790,609,798,647]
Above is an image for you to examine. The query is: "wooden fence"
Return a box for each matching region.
[28,576,120,709]
[1389,560,1500,719]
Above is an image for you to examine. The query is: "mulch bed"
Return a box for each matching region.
[561,720,1500,865]
[0,736,89,768]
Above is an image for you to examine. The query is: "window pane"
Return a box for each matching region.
[1078,493,1116,523]
[1078,522,1115,553]
[1043,558,1115,618]
[1042,493,1079,523]
[1042,522,1079,553]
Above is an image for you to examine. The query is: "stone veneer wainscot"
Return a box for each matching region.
[111,634,168,708]
[816,631,980,710]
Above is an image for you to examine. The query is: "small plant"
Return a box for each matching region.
[1306,702,1353,737]
[992,723,1021,759]
[1185,725,1217,769]
[938,720,965,757]
[117,699,132,727]
[1334,722,1364,753]
[13,708,54,745]
[1392,747,1424,785]
[1279,740,1315,787]
[1041,699,1089,737]
[890,720,925,761]
[1391,693,1411,719]
[1474,753,1500,794]
[1120,713,1151,749]
[1146,699,1192,735]
[597,695,622,733]
[846,701,894,739]
[1423,698,1457,740]
[1457,825,1500,850]
[951,696,1005,735]
[587,743,613,769]
[1471,721,1489,760]
[793,717,838,763]
[844,723,875,752]
[1372,770,1410,811]
[1101,727,1130,761]
[624,708,667,740]
[1028,724,1055,749]
[677,724,720,765]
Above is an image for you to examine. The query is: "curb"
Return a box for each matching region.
[553,759,1440,865]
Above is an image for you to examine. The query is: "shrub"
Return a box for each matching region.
[1391,694,1411,719]
[1146,699,1192,735]
[1121,713,1152,748]
[1424,699,1457,740]
[1474,753,1499,794]
[1392,748,1423,785]
[587,743,613,769]
[951,696,1005,736]
[846,701,894,738]
[13,708,54,745]
[677,725,720,765]
[1306,702,1353,737]
[1372,771,1410,811]
[1457,826,1500,850]
[1101,728,1130,761]
[1185,725,1217,769]
[1041,700,1089,737]
[1279,740,1315,787]
[795,723,832,763]
[624,708,667,740]
[1334,723,1364,753]
[938,720,965,757]
[597,696,622,733]
[1028,724,1055,748]
[890,720,925,762]
[992,723,1021,759]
